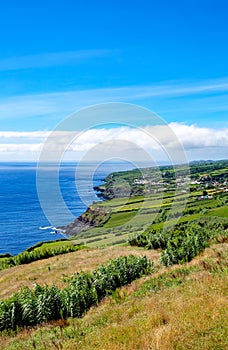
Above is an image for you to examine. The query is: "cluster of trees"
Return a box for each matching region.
[190,160,228,176]
[129,217,228,266]
[0,255,152,332]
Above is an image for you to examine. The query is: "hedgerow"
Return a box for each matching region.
[0,244,83,271]
[129,217,228,266]
[0,255,152,331]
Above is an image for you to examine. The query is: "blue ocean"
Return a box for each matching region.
[0,162,134,255]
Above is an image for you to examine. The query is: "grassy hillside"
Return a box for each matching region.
[0,243,227,349]
[0,246,159,300]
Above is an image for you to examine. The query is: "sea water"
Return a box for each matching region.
[0,162,134,255]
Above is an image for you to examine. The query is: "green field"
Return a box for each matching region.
[72,191,227,247]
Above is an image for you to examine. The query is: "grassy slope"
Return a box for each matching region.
[0,246,159,300]
[0,243,227,350]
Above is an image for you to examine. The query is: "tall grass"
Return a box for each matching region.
[0,255,152,332]
[129,217,228,266]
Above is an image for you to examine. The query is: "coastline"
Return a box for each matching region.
[2,159,227,254]
[0,161,137,255]
[58,177,111,236]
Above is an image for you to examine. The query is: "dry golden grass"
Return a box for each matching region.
[78,275,227,350]
[0,246,160,300]
[0,244,227,350]
[69,245,227,350]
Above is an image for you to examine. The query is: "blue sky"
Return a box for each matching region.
[0,0,227,161]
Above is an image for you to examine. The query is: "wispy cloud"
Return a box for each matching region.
[1,77,228,126]
[0,50,114,71]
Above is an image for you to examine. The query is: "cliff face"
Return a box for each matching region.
[59,206,111,236]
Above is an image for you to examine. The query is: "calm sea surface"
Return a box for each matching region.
[0,162,134,255]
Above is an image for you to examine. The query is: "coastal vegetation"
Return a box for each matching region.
[0,241,84,271]
[0,243,227,349]
[0,160,227,349]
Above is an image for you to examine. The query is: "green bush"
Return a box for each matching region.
[129,229,168,250]
[160,224,209,266]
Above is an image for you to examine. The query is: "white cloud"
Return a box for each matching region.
[0,143,42,152]
[170,123,228,148]
[0,124,227,162]
[0,131,50,139]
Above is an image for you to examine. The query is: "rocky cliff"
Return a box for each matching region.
[59,206,111,236]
